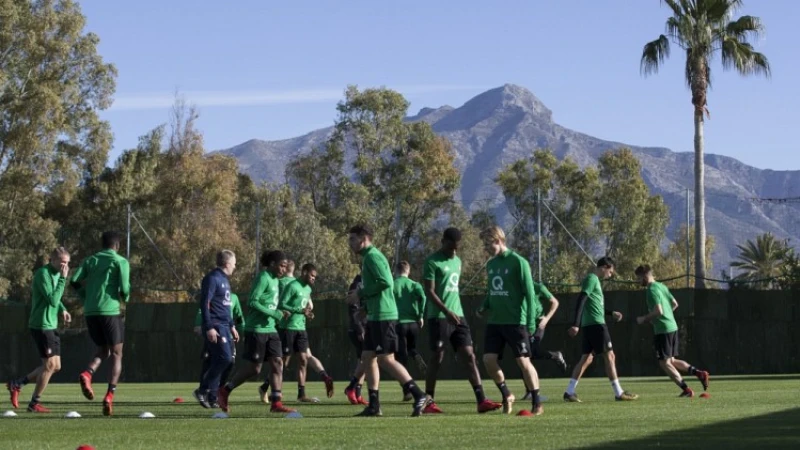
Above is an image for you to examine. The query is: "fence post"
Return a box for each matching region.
[537,188,542,283]
[126,204,131,260]
[686,188,690,288]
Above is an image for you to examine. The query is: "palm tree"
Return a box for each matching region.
[640,0,771,288]
[730,233,792,289]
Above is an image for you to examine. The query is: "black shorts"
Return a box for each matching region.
[282,330,309,356]
[484,324,530,358]
[654,331,679,360]
[429,318,473,352]
[348,330,364,358]
[86,315,125,347]
[581,324,613,355]
[30,329,60,358]
[363,320,398,356]
[243,331,282,363]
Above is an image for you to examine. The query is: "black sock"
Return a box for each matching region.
[29,394,40,406]
[107,384,116,394]
[86,368,95,375]
[347,377,358,390]
[298,385,306,398]
[473,384,486,403]
[368,389,380,409]
[224,382,235,392]
[260,381,270,392]
[532,389,541,408]
[425,388,435,399]
[14,376,28,387]
[319,370,329,379]
[496,381,511,400]
[270,389,282,403]
[403,381,424,400]
[356,384,363,398]
[688,366,698,375]
[402,381,410,396]
[679,380,689,390]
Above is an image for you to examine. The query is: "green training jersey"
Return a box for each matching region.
[358,245,397,321]
[70,249,130,316]
[527,282,552,333]
[280,279,313,331]
[580,273,605,327]
[481,249,535,326]
[194,292,244,328]
[276,276,295,329]
[393,276,426,323]
[422,251,463,319]
[29,265,67,330]
[245,270,284,333]
[646,281,678,335]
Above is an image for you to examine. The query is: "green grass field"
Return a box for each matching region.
[0,375,798,449]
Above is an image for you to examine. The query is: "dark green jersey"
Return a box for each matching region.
[70,249,130,316]
[280,279,313,331]
[481,250,535,325]
[358,245,397,321]
[194,293,244,328]
[29,266,67,330]
[245,270,283,333]
[277,276,296,329]
[646,281,678,334]
[580,273,605,327]
[393,276,426,323]
[527,282,552,333]
[422,251,463,319]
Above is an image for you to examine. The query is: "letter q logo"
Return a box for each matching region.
[492,276,504,291]
[448,273,459,287]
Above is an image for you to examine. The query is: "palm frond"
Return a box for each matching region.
[724,15,766,40]
[641,35,671,76]
[721,37,772,77]
[705,0,743,22]
[661,0,684,17]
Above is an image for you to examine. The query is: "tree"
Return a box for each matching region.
[657,225,716,289]
[729,233,792,289]
[641,0,771,288]
[0,0,116,297]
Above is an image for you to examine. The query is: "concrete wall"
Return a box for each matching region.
[1,289,798,382]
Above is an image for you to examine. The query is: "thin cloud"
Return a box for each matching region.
[110,85,489,111]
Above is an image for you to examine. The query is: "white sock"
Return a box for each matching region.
[611,379,623,397]
[566,379,579,395]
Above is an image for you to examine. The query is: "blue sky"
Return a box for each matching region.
[80,0,797,170]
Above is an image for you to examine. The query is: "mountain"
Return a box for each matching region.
[217,84,800,272]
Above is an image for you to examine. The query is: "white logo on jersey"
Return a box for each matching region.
[490,276,509,296]
[375,345,383,352]
[445,273,460,293]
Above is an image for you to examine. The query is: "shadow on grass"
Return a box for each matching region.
[629,374,800,383]
[587,407,800,449]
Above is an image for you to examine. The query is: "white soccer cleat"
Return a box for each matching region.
[139,412,156,418]
[3,411,18,418]
[64,411,82,418]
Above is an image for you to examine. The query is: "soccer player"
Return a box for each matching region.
[6,247,72,413]
[217,250,292,414]
[194,250,240,408]
[563,257,638,402]
[260,262,335,402]
[422,227,502,414]
[344,273,368,405]
[393,260,427,400]
[70,231,130,416]
[634,265,710,396]
[476,226,543,416]
[277,263,318,403]
[522,281,567,400]
[193,267,244,406]
[345,224,426,417]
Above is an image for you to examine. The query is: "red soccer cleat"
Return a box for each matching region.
[477,399,503,414]
[102,393,113,417]
[345,387,359,405]
[27,403,51,413]
[270,401,296,413]
[517,409,533,416]
[324,376,335,399]
[357,396,368,405]
[6,382,20,409]
[79,372,94,400]
[217,386,230,413]
[423,400,444,414]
